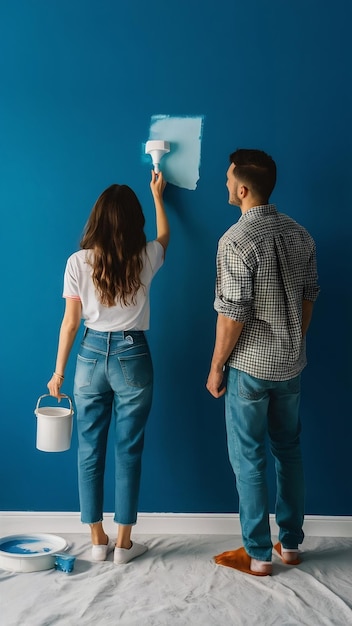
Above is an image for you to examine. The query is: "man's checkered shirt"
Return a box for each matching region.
[214,204,319,380]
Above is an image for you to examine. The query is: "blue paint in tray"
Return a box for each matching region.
[0,538,52,554]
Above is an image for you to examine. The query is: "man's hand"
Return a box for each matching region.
[206,366,226,398]
[206,315,244,398]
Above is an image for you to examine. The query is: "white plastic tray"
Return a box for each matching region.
[0,533,68,572]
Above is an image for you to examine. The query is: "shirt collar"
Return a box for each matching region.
[239,204,277,221]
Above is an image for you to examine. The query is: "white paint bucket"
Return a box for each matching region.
[34,394,73,452]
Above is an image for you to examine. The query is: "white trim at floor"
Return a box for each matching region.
[1,512,352,537]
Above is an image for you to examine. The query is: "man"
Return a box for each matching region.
[206,149,319,576]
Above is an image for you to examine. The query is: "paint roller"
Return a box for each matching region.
[145,140,170,174]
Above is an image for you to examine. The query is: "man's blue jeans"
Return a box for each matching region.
[74,328,153,526]
[225,367,305,562]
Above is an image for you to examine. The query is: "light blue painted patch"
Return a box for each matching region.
[146,115,204,190]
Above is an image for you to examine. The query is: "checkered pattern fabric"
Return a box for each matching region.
[214,205,319,380]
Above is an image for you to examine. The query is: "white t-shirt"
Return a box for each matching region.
[63,240,164,331]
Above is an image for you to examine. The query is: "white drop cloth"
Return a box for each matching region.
[1,535,351,625]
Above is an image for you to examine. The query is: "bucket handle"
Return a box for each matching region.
[35,394,74,415]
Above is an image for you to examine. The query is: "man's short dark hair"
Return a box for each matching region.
[229,149,277,202]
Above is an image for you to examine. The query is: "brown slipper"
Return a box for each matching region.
[273,542,301,565]
[214,546,271,576]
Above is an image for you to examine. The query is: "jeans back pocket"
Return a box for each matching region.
[118,353,153,388]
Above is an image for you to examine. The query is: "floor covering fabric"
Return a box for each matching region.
[1,534,352,625]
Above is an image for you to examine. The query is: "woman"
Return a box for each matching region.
[47,171,169,564]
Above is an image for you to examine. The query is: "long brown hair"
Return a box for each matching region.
[80,184,147,307]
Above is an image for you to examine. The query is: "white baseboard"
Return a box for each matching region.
[1,512,352,537]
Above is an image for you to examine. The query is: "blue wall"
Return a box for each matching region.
[1,1,351,516]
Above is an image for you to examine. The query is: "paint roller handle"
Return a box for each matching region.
[34,394,74,415]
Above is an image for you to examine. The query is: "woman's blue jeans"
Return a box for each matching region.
[225,367,305,562]
[74,328,153,526]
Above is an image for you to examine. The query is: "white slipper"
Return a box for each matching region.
[114,541,148,565]
[91,538,115,562]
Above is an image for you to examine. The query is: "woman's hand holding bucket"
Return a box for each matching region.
[47,372,65,401]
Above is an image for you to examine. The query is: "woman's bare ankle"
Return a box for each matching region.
[116,523,133,550]
[115,540,132,550]
[90,523,108,546]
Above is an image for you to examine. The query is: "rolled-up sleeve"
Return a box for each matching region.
[63,256,80,299]
[303,242,320,301]
[214,239,253,322]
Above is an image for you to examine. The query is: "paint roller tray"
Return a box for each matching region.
[0,533,68,573]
